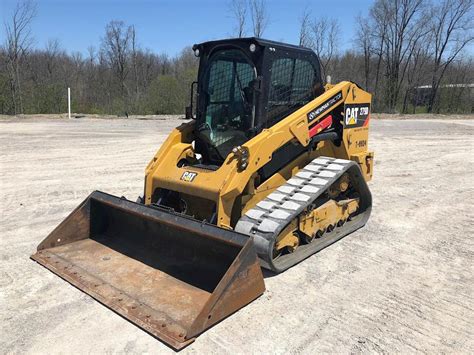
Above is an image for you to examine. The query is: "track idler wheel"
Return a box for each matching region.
[273,230,299,260]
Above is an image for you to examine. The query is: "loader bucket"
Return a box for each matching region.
[31,191,265,350]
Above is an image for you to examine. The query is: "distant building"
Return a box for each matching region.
[412,83,474,110]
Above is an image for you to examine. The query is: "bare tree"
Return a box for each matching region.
[402,39,431,113]
[101,20,134,113]
[249,0,268,37]
[86,46,97,68]
[309,18,340,78]
[355,16,372,90]
[370,0,428,112]
[44,39,61,78]
[130,25,140,103]
[298,7,311,47]
[369,4,388,111]
[3,0,37,114]
[426,0,473,112]
[70,51,84,86]
[230,0,247,38]
[441,57,474,112]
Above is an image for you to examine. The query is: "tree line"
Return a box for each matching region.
[0,0,198,116]
[296,0,473,113]
[0,0,472,116]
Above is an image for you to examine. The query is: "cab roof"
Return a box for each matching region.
[192,37,314,55]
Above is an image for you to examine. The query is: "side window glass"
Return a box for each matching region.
[233,61,256,107]
[208,60,233,102]
[267,57,316,124]
[269,58,293,103]
[292,59,315,103]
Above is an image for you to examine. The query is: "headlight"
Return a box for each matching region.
[249,43,256,52]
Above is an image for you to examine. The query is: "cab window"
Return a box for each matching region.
[267,57,316,124]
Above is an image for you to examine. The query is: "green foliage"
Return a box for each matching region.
[147,75,183,114]
[145,66,197,115]
[0,73,13,114]
[36,84,64,113]
[0,41,199,116]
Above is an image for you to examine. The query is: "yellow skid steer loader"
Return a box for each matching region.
[32,38,373,349]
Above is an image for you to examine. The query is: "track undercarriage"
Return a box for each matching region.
[236,156,372,272]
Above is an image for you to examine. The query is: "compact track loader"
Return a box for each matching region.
[32,38,373,349]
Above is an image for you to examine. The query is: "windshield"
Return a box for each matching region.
[197,49,256,160]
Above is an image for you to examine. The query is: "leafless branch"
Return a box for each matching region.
[230,0,247,38]
[3,0,37,114]
[427,0,473,111]
[309,18,340,78]
[298,7,311,47]
[249,0,268,38]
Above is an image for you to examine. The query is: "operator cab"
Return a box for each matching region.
[190,38,324,165]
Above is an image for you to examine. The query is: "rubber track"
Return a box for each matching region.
[235,156,372,273]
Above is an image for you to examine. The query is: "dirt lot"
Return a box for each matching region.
[1,116,473,353]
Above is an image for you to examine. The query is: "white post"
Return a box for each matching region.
[68,87,71,119]
[326,75,332,84]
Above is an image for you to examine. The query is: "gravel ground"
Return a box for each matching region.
[1,116,473,353]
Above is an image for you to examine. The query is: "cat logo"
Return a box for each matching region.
[344,104,370,127]
[345,107,359,125]
[180,171,198,182]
